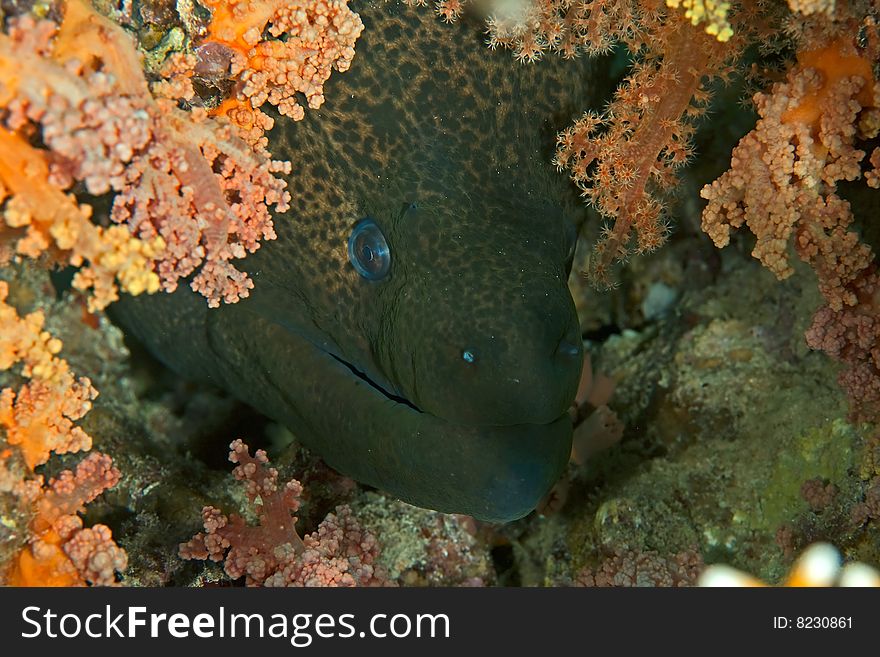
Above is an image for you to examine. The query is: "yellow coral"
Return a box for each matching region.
[5,454,127,586]
[666,0,733,42]
[1,281,126,585]
[0,280,66,383]
[787,0,836,17]
[0,126,164,312]
[3,0,291,308]
[0,280,98,468]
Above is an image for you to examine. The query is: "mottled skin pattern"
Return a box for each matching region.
[113,2,600,522]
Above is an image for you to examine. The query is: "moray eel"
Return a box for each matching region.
[112,2,599,522]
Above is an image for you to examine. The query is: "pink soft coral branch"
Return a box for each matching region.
[180,440,392,587]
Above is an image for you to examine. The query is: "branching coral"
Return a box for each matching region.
[555,13,735,284]
[5,452,128,586]
[0,280,125,586]
[702,10,880,420]
[0,129,165,312]
[788,0,837,18]
[190,0,364,146]
[180,440,391,587]
[701,33,879,310]
[0,280,96,468]
[803,269,880,420]
[0,0,291,309]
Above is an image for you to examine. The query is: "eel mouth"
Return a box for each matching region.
[255,319,572,522]
[326,351,423,413]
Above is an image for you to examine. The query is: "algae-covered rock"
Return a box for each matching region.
[523,254,873,585]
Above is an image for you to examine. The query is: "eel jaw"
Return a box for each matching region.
[253,319,573,523]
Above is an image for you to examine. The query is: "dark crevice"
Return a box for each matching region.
[582,323,621,343]
[491,544,519,587]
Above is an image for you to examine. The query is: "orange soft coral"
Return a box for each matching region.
[701,32,879,311]
[0,128,164,312]
[1,0,291,309]
[555,14,736,284]
[702,12,880,421]
[0,379,96,471]
[199,0,364,143]
[0,280,96,468]
[1,280,66,383]
[6,452,127,586]
[1,280,126,586]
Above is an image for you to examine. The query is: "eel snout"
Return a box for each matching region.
[389,273,584,429]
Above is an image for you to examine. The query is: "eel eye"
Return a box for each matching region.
[348,217,391,281]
